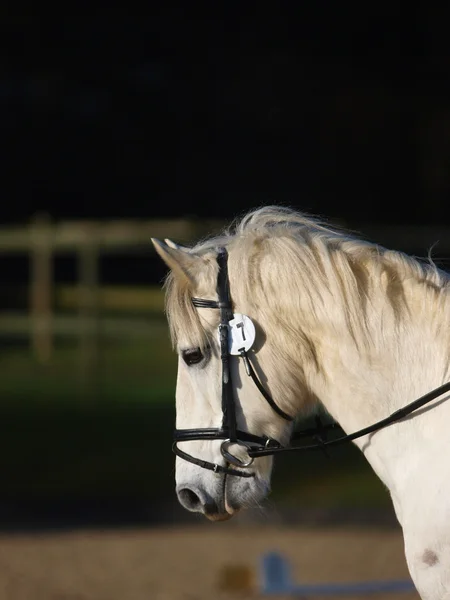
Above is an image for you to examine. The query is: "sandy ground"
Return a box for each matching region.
[0,523,419,600]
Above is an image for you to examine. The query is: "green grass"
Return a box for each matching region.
[0,318,178,508]
[0,320,177,405]
[0,316,393,518]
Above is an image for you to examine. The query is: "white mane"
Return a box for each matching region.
[165,205,450,372]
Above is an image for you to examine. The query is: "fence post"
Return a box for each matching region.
[29,213,53,363]
[78,225,100,398]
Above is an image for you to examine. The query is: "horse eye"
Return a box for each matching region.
[181,348,204,366]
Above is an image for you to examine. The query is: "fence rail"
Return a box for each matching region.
[2,215,450,369]
[0,216,225,253]
[0,312,161,339]
[0,216,225,367]
[2,217,450,254]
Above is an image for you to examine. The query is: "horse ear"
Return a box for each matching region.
[164,238,191,252]
[151,238,199,285]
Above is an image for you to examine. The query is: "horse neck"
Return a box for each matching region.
[298,270,450,493]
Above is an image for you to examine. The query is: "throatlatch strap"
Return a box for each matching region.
[240,351,294,421]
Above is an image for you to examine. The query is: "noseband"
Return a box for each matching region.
[173,247,450,478]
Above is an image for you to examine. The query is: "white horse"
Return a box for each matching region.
[152,206,450,599]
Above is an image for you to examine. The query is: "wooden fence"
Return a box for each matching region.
[2,214,450,371]
[0,215,224,377]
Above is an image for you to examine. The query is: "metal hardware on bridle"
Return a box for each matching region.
[172,246,450,477]
[173,247,293,477]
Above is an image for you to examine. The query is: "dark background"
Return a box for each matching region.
[1,8,450,530]
[3,7,450,228]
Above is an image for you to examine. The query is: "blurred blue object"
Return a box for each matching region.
[260,551,416,595]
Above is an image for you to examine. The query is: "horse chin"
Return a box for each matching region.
[205,510,233,522]
[203,498,241,522]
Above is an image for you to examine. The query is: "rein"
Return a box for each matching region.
[248,381,450,457]
[173,246,450,476]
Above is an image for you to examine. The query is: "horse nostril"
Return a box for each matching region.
[177,487,202,512]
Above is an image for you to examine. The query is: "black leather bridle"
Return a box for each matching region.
[172,247,450,477]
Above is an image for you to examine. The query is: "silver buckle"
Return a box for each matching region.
[220,439,254,468]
